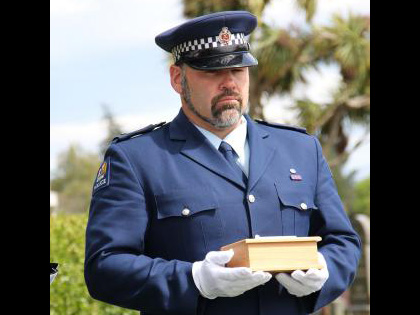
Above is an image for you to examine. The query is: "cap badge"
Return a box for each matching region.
[218,27,232,44]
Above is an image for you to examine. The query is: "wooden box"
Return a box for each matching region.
[220,236,323,272]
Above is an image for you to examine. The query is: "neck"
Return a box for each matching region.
[181,106,241,139]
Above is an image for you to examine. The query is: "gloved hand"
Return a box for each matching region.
[192,249,272,299]
[275,252,329,297]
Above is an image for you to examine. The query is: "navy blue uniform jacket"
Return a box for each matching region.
[85,109,361,314]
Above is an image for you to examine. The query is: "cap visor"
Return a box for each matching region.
[184,52,258,70]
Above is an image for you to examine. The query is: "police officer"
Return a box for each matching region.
[84,11,361,315]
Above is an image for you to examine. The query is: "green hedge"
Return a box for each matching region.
[50,214,138,314]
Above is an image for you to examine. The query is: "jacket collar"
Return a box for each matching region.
[169,109,276,191]
[245,114,277,191]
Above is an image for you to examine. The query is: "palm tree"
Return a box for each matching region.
[295,13,370,167]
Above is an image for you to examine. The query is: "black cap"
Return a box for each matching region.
[155,11,258,70]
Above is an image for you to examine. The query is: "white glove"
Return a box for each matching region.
[192,249,272,299]
[275,252,329,297]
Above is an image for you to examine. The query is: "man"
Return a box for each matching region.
[85,11,361,315]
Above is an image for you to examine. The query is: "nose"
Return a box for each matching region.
[219,70,237,91]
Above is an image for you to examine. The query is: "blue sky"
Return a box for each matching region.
[50,0,370,180]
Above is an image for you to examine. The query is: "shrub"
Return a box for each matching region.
[50,214,138,314]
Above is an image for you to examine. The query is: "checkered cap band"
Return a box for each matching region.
[172,33,246,62]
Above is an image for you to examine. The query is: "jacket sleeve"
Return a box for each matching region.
[302,136,362,312]
[84,143,201,314]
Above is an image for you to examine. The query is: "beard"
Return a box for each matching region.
[181,73,244,129]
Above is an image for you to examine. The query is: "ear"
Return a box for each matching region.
[170,64,183,94]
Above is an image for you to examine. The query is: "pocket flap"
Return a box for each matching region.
[274,181,318,210]
[155,187,219,219]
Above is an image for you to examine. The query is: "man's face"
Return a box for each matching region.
[178,65,249,130]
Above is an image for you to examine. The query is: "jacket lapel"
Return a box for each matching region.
[169,110,247,190]
[245,115,277,192]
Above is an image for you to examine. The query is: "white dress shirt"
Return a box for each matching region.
[193,116,250,177]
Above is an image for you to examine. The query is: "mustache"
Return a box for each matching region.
[211,90,242,108]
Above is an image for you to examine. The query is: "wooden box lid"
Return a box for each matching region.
[220,236,323,272]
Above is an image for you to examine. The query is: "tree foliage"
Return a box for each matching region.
[183,0,271,19]
[99,104,123,157]
[51,145,101,213]
[352,177,370,216]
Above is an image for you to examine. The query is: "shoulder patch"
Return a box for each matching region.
[112,121,166,143]
[255,119,307,134]
[92,157,111,194]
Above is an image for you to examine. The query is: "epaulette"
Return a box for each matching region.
[112,121,166,143]
[255,119,307,134]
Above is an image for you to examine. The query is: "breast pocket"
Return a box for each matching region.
[274,181,318,236]
[154,186,223,261]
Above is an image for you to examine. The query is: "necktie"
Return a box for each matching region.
[218,141,247,185]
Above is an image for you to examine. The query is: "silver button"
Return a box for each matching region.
[181,208,190,216]
[248,194,256,203]
[300,203,308,210]
[290,168,297,174]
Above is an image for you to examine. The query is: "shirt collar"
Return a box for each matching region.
[223,116,247,158]
[193,116,248,155]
